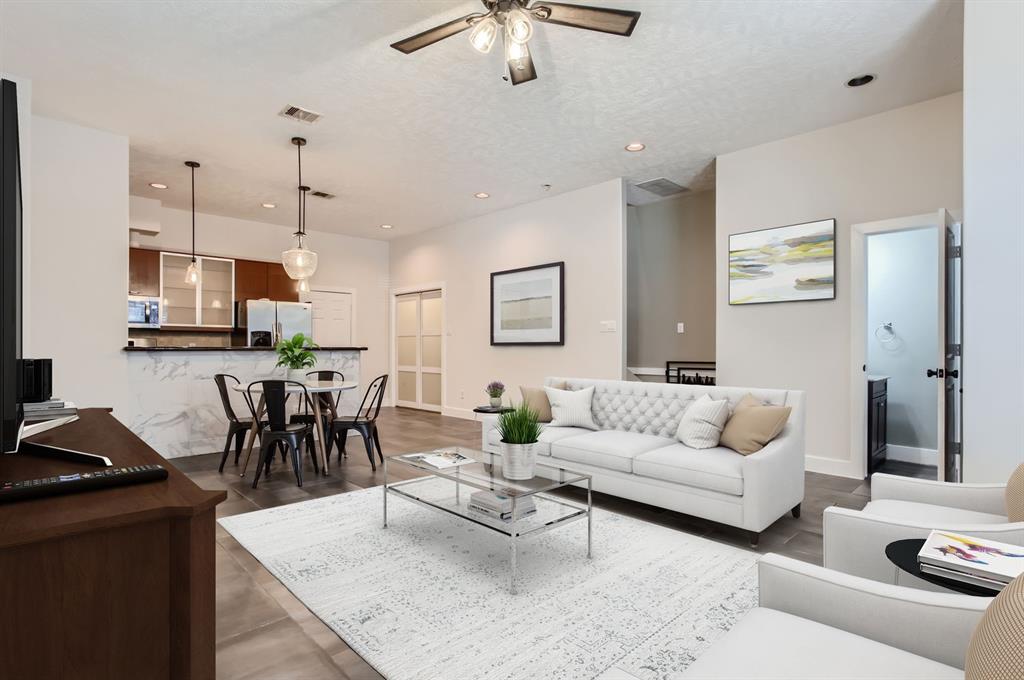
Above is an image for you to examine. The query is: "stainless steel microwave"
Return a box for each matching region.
[128,296,161,328]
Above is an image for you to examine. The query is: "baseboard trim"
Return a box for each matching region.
[442,406,476,421]
[886,444,938,466]
[805,454,863,479]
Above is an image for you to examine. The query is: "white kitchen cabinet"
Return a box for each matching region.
[160,252,235,327]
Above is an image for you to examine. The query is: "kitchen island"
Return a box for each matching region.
[121,345,367,458]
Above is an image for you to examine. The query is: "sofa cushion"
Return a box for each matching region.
[486,425,590,455]
[681,608,962,679]
[546,385,599,430]
[719,394,792,455]
[675,394,731,449]
[550,431,672,473]
[633,443,744,496]
[520,381,566,422]
[863,499,1007,525]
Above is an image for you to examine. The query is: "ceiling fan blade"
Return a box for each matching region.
[390,14,478,54]
[530,2,640,36]
[508,46,538,86]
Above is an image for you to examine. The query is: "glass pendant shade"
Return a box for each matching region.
[282,244,318,280]
[469,16,498,53]
[506,37,530,71]
[504,7,533,44]
[184,259,200,286]
[297,278,310,293]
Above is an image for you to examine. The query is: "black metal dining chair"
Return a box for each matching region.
[290,370,344,457]
[215,373,263,473]
[243,380,318,488]
[329,374,388,471]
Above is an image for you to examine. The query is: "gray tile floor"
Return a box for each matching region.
[173,407,872,679]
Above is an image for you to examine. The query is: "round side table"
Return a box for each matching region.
[886,538,1000,597]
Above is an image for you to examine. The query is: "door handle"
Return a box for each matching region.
[947,369,959,379]
[926,368,945,378]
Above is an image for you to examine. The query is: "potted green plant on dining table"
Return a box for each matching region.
[275,332,319,382]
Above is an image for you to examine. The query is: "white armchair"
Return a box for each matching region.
[824,473,1024,586]
[679,553,988,679]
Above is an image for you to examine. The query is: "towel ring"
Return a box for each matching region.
[875,322,896,344]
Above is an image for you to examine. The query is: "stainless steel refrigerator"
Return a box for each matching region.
[246,300,312,346]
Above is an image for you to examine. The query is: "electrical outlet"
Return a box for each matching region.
[459,390,465,401]
[677,322,685,334]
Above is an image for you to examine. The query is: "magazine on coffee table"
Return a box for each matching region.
[917,530,1024,586]
[400,449,476,470]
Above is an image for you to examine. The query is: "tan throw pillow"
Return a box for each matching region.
[965,573,1024,680]
[720,394,791,455]
[517,381,566,423]
[1007,464,1024,522]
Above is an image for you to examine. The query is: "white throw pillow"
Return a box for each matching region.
[544,385,598,430]
[676,394,731,449]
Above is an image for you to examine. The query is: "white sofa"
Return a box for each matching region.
[677,553,988,679]
[824,472,1024,587]
[481,377,806,544]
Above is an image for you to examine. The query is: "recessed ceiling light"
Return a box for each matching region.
[380,224,393,230]
[845,74,876,88]
[149,182,168,189]
[624,143,646,152]
[261,203,276,209]
[474,192,490,199]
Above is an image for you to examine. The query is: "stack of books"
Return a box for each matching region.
[468,489,536,522]
[23,399,77,423]
[917,530,1024,592]
[400,449,475,470]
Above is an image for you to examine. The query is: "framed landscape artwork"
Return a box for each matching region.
[490,261,564,345]
[729,218,836,305]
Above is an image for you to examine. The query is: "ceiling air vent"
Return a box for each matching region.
[310,190,335,199]
[634,177,688,198]
[279,105,322,124]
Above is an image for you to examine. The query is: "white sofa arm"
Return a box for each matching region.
[758,553,988,670]
[741,435,804,532]
[823,505,1024,583]
[872,473,1008,515]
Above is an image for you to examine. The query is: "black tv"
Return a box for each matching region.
[1,78,23,454]
[0,79,109,467]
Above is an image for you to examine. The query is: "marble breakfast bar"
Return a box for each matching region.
[121,346,367,459]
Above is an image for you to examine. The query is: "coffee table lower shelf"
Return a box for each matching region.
[382,456,592,594]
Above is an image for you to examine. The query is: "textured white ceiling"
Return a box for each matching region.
[1,0,962,240]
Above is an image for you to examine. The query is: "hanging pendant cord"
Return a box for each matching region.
[190,164,196,261]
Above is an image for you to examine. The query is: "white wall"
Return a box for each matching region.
[716,94,962,477]
[962,0,1024,482]
[867,228,938,453]
[133,207,390,390]
[28,116,129,412]
[627,191,716,371]
[389,178,627,416]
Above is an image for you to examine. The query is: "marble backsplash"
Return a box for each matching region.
[122,349,362,459]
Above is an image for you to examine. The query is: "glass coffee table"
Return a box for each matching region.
[383,447,592,594]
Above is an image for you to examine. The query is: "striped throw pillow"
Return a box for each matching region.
[676,394,731,449]
[544,385,598,430]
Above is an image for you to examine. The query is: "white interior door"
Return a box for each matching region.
[303,289,353,346]
[394,290,443,412]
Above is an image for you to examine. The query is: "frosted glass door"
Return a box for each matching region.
[199,257,234,327]
[394,290,443,412]
[161,252,198,325]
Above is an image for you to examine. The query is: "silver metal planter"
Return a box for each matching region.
[500,441,537,480]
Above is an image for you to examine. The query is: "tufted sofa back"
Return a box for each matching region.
[544,377,801,439]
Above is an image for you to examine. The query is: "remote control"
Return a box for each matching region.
[0,464,169,503]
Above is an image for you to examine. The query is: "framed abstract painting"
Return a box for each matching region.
[729,218,836,305]
[490,261,564,345]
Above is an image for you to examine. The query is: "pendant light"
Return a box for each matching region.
[184,161,201,285]
[281,137,318,281]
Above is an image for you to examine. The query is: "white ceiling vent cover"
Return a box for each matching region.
[634,178,688,197]
[279,105,322,124]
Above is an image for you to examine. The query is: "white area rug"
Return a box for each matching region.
[219,481,758,680]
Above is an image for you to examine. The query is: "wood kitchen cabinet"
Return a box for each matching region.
[128,248,160,297]
[234,259,269,301]
[267,262,300,302]
[867,376,888,473]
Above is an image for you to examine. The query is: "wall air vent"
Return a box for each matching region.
[634,177,688,198]
[279,105,322,124]
[310,190,335,199]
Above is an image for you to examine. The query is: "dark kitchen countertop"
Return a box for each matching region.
[123,346,367,352]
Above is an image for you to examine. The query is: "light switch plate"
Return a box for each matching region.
[677,322,685,334]
[600,320,617,333]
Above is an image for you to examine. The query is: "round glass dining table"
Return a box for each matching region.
[231,379,359,476]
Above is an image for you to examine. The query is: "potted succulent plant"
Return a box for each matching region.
[275,332,319,382]
[485,380,505,408]
[496,402,540,480]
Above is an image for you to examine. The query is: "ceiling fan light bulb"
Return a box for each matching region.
[505,7,533,44]
[469,16,498,53]
[505,38,529,70]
